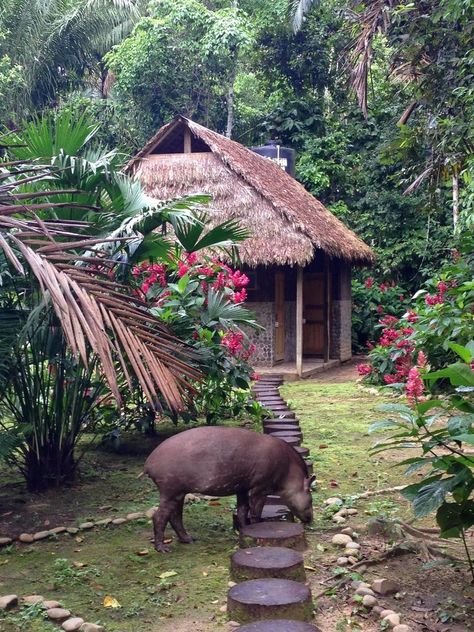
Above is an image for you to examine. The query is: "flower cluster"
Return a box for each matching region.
[221,331,256,361]
[425,280,456,306]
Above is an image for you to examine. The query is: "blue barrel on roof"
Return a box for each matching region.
[251,140,295,177]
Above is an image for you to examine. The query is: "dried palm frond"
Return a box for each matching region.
[0,164,199,413]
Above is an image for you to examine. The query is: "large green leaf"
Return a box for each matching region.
[436,501,474,538]
[425,363,474,387]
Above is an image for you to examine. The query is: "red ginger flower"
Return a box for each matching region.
[357,363,372,376]
[406,367,425,403]
[417,351,428,367]
[365,277,374,288]
[233,288,247,303]
[177,261,189,277]
[407,310,418,323]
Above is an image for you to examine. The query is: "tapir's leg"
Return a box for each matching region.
[169,494,194,544]
[249,488,268,523]
[153,496,179,553]
[236,490,250,528]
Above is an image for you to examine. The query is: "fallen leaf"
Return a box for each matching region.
[163,538,173,545]
[318,444,328,449]
[75,536,84,543]
[202,571,208,577]
[103,595,121,608]
[208,501,221,506]
[136,549,149,556]
[159,571,178,580]
[73,561,87,568]
[304,565,317,572]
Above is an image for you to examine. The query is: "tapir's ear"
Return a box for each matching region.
[308,474,316,488]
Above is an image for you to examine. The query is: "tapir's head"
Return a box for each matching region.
[281,473,315,524]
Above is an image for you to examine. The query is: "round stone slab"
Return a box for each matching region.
[238,621,322,632]
[294,446,310,458]
[227,578,313,623]
[271,434,300,446]
[269,430,303,439]
[231,547,305,582]
[240,521,306,551]
[263,424,301,434]
[261,504,294,522]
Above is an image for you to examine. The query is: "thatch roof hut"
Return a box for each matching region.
[128,116,374,376]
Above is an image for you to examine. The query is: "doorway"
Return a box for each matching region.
[303,272,325,357]
[274,271,285,362]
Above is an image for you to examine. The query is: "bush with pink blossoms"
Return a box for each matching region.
[359,246,474,390]
[132,251,262,424]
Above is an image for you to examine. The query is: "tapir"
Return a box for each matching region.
[142,426,315,553]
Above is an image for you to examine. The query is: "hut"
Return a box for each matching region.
[127,116,374,378]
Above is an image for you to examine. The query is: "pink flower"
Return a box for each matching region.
[379,282,389,292]
[471,359,474,372]
[132,266,141,277]
[177,262,189,278]
[407,310,418,323]
[406,367,425,403]
[357,364,372,376]
[251,372,260,381]
[365,277,374,289]
[366,341,374,350]
[399,295,405,301]
[212,271,227,290]
[425,293,443,306]
[451,249,460,261]
[184,252,198,265]
[376,305,384,314]
[437,281,448,296]
[221,331,245,355]
[401,327,414,336]
[380,315,399,327]
[230,270,250,289]
[233,288,248,303]
[384,374,400,384]
[417,351,428,367]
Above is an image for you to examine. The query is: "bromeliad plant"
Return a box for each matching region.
[369,342,474,581]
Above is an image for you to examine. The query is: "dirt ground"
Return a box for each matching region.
[1,363,473,632]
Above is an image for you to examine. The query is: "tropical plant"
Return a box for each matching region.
[369,343,474,581]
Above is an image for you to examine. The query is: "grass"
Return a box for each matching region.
[0,378,438,631]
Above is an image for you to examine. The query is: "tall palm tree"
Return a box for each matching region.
[0,0,146,115]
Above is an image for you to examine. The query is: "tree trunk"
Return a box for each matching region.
[25,443,76,492]
[452,168,459,230]
[226,63,237,139]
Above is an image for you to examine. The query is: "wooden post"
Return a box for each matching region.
[184,128,192,153]
[324,256,331,363]
[296,266,303,377]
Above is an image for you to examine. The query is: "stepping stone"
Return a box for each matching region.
[0,595,18,610]
[263,424,301,434]
[269,430,303,440]
[233,505,293,530]
[266,411,296,419]
[227,578,313,623]
[294,446,310,458]
[261,505,294,522]
[238,621,322,632]
[230,547,305,582]
[240,522,306,551]
[271,435,300,446]
[62,618,85,632]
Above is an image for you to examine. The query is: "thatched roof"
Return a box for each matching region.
[127,116,374,267]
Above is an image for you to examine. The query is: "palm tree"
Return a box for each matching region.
[0,111,249,489]
[0,0,146,116]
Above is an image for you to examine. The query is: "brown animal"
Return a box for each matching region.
[142,426,314,552]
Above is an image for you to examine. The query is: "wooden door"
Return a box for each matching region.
[303,273,325,356]
[274,271,285,362]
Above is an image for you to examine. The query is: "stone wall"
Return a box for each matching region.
[330,261,352,361]
[284,301,296,362]
[246,302,275,365]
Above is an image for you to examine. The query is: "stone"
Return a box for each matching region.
[380,609,396,619]
[355,587,375,597]
[362,595,378,608]
[228,621,240,627]
[393,626,412,632]
[62,617,85,631]
[112,518,126,525]
[95,519,112,526]
[145,508,157,518]
[43,600,62,609]
[347,556,359,565]
[336,557,349,566]
[50,526,67,535]
[23,595,44,605]
[332,516,346,524]
[227,578,313,623]
[33,530,51,541]
[0,595,18,610]
[46,607,71,621]
[334,508,348,517]
[230,547,305,583]
[340,527,354,536]
[324,497,343,506]
[0,537,13,546]
[67,528,79,534]
[80,624,105,632]
[344,547,360,556]
[373,606,383,615]
[372,578,400,595]
[331,534,353,546]
[126,512,144,520]
[346,508,358,515]
[350,580,366,590]
[345,541,360,550]
[78,522,94,530]
[19,533,34,543]
[382,613,401,628]
[220,605,228,613]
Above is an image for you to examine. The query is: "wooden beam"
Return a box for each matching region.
[296,266,303,377]
[184,128,192,153]
[324,255,331,363]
